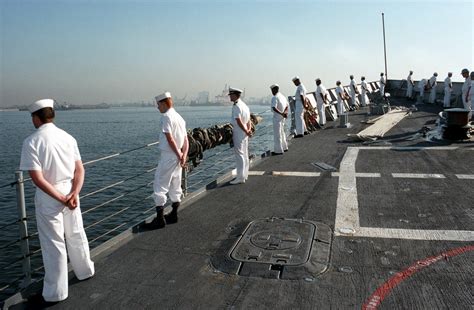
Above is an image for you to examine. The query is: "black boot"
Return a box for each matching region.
[165,202,180,224]
[143,207,166,230]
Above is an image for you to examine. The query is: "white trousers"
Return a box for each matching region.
[406,84,413,97]
[419,88,425,102]
[273,117,288,153]
[350,92,357,107]
[35,183,94,302]
[316,100,326,125]
[233,133,249,181]
[463,99,472,119]
[380,85,385,96]
[429,87,436,103]
[153,151,183,206]
[295,102,305,135]
[443,90,451,108]
[361,92,368,106]
[336,99,345,115]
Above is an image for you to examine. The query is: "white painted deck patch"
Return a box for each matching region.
[334,146,474,241]
[392,173,445,179]
[248,171,266,176]
[272,171,320,177]
[456,174,474,180]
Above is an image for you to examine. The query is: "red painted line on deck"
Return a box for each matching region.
[362,244,474,310]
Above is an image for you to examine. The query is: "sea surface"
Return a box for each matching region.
[0,105,274,299]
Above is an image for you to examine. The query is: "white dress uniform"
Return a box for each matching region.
[429,75,437,103]
[443,76,452,108]
[335,86,345,115]
[379,76,386,96]
[360,80,369,106]
[20,123,94,302]
[467,80,473,119]
[294,83,307,135]
[271,92,289,154]
[232,99,251,182]
[350,80,358,107]
[406,74,414,98]
[419,79,427,102]
[153,107,186,206]
[462,77,471,116]
[315,84,327,125]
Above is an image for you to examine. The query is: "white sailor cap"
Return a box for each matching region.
[29,99,54,113]
[155,92,171,102]
[269,84,279,89]
[228,87,243,95]
[292,76,300,82]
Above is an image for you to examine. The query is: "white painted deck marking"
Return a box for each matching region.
[334,146,474,241]
[248,171,266,176]
[456,174,474,180]
[392,173,445,179]
[272,171,320,177]
[332,172,381,178]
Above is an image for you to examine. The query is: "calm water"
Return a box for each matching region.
[0,105,274,298]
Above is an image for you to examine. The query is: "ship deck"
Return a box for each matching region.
[10,97,474,309]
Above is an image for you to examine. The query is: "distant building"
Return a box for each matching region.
[197,91,209,104]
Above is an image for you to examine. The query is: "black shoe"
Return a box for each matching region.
[144,207,165,230]
[27,293,61,308]
[284,149,288,152]
[165,202,180,224]
[271,152,283,156]
[304,131,309,135]
[294,134,304,138]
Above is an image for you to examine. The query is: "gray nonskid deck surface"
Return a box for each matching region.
[15,100,474,309]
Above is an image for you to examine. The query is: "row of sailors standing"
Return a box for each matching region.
[270,75,375,154]
[407,69,474,119]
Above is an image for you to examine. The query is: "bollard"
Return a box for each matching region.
[15,171,31,288]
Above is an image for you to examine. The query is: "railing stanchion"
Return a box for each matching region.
[181,166,188,196]
[15,170,31,288]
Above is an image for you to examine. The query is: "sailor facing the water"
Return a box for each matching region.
[379,73,386,97]
[443,72,453,108]
[292,76,307,137]
[469,71,474,120]
[349,75,359,107]
[428,72,438,104]
[406,70,414,99]
[461,68,471,118]
[315,78,328,126]
[229,87,251,185]
[270,84,288,155]
[20,99,94,302]
[360,76,369,107]
[418,78,427,103]
[146,92,188,229]
[335,81,347,116]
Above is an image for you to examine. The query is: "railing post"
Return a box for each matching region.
[181,166,188,196]
[15,170,31,288]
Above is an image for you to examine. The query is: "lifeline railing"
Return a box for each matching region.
[0,110,274,299]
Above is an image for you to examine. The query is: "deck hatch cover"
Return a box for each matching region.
[230,218,314,266]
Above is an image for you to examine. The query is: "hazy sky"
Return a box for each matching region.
[1,0,472,107]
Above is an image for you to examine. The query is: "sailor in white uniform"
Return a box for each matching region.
[335,81,347,116]
[270,84,288,155]
[229,87,251,185]
[418,79,427,103]
[292,76,307,137]
[461,68,471,118]
[349,75,359,107]
[315,78,328,126]
[467,71,474,120]
[146,92,189,229]
[406,71,414,99]
[360,76,369,107]
[443,72,453,108]
[20,99,94,302]
[379,73,386,97]
[428,72,438,104]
